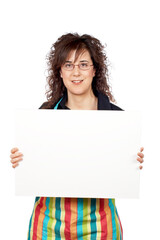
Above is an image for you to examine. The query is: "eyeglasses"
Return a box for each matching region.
[62,62,94,71]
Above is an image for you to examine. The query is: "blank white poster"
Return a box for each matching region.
[14,110,141,198]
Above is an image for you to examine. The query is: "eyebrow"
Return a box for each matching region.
[65,60,89,63]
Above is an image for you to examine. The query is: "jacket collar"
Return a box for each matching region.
[58,91,112,110]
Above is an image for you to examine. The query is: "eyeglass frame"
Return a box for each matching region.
[61,62,94,71]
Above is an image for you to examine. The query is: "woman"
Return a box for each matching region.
[10,33,144,240]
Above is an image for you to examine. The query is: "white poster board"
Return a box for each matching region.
[14,110,141,198]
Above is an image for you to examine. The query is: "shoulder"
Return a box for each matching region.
[98,91,124,110]
[39,101,56,109]
[110,103,124,111]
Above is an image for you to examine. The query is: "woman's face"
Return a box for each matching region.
[60,50,95,97]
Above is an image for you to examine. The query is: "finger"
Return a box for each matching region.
[11,147,19,153]
[10,152,23,159]
[12,162,19,168]
[140,147,144,152]
[11,157,23,164]
[137,157,144,163]
[139,165,143,170]
[137,152,144,158]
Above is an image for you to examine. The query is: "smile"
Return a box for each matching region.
[72,80,83,84]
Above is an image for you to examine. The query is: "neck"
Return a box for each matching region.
[66,90,98,110]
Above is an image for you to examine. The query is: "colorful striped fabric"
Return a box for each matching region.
[27,197,123,240]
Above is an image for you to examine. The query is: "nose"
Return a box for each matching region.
[72,65,81,76]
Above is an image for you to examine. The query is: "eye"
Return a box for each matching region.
[80,63,88,68]
[64,63,72,68]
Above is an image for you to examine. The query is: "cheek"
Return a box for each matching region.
[86,67,95,78]
[87,70,95,80]
[60,71,71,88]
[60,70,68,81]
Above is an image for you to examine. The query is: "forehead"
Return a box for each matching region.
[66,49,92,62]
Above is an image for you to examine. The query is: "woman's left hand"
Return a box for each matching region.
[137,147,144,170]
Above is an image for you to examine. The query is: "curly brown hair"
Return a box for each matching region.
[44,33,115,108]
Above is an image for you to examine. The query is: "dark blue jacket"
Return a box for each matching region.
[39,91,122,111]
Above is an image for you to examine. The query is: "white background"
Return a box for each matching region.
[0,0,159,239]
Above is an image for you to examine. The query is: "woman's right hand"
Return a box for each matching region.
[10,147,23,168]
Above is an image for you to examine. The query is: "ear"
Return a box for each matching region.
[93,68,96,77]
[60,70,63,78]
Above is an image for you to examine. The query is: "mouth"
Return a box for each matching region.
[72,80,83,85]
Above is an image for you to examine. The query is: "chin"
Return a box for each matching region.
[69,89,88,96]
